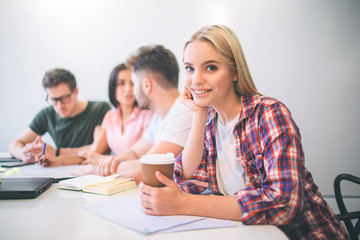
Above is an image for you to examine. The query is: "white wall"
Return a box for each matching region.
[0,0,359,196]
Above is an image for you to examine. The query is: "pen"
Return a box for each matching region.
[40,143,46,165]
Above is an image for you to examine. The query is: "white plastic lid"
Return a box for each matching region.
[140,153,175,164]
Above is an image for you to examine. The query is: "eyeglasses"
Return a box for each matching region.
[46,93,73,105]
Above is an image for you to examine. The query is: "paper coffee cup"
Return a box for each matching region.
[140,153,175,187]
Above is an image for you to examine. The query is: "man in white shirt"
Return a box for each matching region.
[98,45,193,183]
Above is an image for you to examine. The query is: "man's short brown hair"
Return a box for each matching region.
[126,45,179,90]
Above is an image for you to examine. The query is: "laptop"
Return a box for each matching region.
[0,152,21,162]
[0,157,22,162]
[0,177,54,199]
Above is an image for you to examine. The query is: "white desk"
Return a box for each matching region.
[0,165,288,240]
[0,163,80,179]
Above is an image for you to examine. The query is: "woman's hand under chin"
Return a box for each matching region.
[181,86,209,113]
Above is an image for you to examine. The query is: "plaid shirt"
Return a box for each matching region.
[174,95,349,240]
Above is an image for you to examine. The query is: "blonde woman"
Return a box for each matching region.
[139,25,348,239]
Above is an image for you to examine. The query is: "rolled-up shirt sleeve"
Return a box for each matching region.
[174,150,209,194]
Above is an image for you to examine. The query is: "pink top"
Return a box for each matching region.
[101,106,153,155]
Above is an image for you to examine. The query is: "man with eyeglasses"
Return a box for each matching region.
[9,68,111,163]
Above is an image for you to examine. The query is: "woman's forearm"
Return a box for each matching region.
[182,110,208,179]
[183,193,242,221]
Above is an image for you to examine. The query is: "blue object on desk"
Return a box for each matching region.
[40,143,47,165]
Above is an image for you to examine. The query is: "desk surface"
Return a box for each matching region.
[0,164,288,240]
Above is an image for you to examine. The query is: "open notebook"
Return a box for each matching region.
[57,174,136,195]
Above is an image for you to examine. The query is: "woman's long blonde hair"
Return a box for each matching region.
[184,25,259,96]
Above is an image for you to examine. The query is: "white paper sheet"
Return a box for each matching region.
[83,195,236,235]
[160,216,238,233]
[2,164,79,178]
[21,164,75,174]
